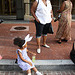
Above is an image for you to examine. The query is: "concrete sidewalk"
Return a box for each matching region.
[0,70,75,75]
[0,59,75,75]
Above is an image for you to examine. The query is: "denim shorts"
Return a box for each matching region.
[34,20,51,38]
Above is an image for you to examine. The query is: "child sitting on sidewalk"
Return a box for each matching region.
[13,34,42,75]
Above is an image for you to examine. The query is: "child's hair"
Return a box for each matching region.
[14,37,25,48]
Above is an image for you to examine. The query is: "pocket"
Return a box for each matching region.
[48,23,54,34]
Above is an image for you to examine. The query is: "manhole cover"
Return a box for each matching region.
[14,27,26,30]
[10,26,29,31]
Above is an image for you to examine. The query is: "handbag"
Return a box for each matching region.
[70,41,75,64]
[48,23,54,34]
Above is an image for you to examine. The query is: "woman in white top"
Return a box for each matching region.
[31,0,53,53]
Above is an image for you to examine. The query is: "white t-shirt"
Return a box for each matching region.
[35,0,52,24]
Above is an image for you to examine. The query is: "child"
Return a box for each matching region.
[13,34,42,75]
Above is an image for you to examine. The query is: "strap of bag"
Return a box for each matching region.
[38,0,39,4]
[72,41,75,51]
[37,0,39,7]
[36,0,39,10]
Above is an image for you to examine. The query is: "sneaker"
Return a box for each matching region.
[36,71,42,75]
[37,48,41,53]
[43,44,50,48]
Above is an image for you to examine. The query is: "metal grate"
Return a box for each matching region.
[14,27,26,30]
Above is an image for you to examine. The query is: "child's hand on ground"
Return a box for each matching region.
[28,61,32,66]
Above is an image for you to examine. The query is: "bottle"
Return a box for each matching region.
[32,56,35,63]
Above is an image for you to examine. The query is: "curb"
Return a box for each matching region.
[0,59,75,71]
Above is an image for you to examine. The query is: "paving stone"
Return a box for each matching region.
[0,20,75,75]
[0,21,75,60]
[1,71,75,75]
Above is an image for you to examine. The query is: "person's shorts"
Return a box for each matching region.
[34,20,51,38]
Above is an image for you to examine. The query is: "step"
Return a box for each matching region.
[0,59,75,71]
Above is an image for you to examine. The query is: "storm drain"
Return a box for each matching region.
[10,26,29,31]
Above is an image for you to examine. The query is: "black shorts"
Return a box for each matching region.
[34,20,51,38]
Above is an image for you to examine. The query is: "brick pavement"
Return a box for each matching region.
[0,20,75,75]
[0,70,75,75]
[0,21,75,60]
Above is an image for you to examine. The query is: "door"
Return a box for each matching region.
[72,1,75,19]
[51,0,60,18]
[0,0,16,15]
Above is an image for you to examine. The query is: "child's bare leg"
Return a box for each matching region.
[27,69,31,75]
[32,67,42,75]
[32,67,38,72]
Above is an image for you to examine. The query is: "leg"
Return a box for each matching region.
[42,35,50,48]
[42,23,50,48]
[36,37,41,49]
[32,67,37,72]
[36,37,41,53]
[32,67,42,75]
[43,35,47,45]
[27,69,31,75]
[34,20,43,53]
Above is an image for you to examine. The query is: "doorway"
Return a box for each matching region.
[0,0,16,15]
[72,1,75,19]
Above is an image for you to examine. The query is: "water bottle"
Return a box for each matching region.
[32,56,35,63]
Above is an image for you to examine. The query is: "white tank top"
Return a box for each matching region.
[35,0,52,24]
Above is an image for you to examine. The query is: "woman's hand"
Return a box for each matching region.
[35,18,40,23]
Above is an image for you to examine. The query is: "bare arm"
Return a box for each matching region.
[51,10,54,23]
[51,10,53,18]
[31,1,40,22]
[50,1,53,18]
[27,49,36,56]
[18,51,32,66]
[57,2,65,13]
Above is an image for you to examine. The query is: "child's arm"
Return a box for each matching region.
[18,51,32,66]
[26,49,36,56]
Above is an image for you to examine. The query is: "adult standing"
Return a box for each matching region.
[55,0,73,44]
[31,0,53,53]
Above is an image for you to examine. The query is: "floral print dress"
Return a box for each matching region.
[55,1,72,40]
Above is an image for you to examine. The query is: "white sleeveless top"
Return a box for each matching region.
[35,0,52,24]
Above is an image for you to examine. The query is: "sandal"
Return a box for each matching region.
[37,48,41,53]
[42,44,50,48]
[57,40,61,44]
[61,39,68,42]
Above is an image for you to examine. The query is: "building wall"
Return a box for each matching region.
[0,0,75,19]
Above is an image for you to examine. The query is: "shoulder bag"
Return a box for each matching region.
[70,41,75,64]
